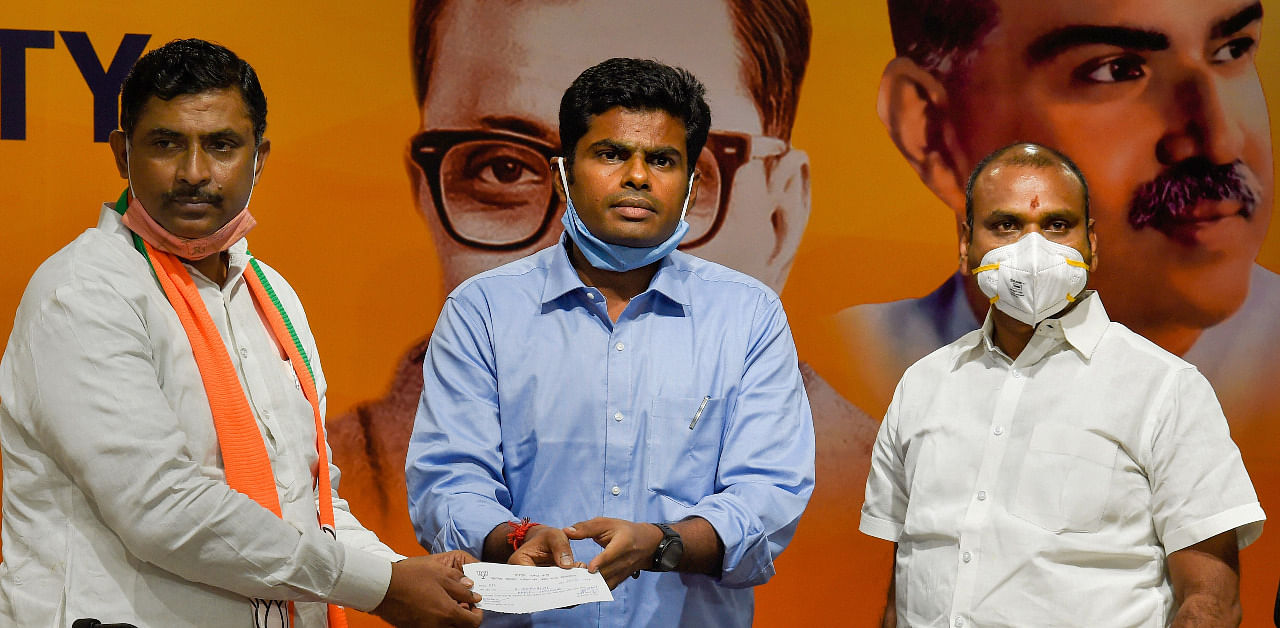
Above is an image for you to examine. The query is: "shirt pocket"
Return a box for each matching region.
[645,396,724,507]
[1010,423,1118,533]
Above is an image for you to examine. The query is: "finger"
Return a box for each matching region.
[563,516,605,539]
[448,602,485,628]
[508,548,538,566]
[442,574,481,604]
[587,540,623,573]
[546,529,576,568]
[433,550,464,569]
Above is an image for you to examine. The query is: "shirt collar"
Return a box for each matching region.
[955,290,1109,367]
[1057,290,1109,358]
[100,202,251,286]
[540,234,690,308]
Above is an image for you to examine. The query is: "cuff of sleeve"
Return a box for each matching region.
[859,511,902,542]
[433,500,515,556]
[688,497,775,589]
[329,546,394,612]
[1163,502,1266,553]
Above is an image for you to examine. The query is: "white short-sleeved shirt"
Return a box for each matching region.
[861,292,1264,628]
[0,205,400,627]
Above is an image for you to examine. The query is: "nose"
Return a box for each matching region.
[176,147,213,187]
[620,154,650,190]
[1156,68,1246,166]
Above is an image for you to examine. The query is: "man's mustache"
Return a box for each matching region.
[164,187,222,206]
[1129,158,1258,230]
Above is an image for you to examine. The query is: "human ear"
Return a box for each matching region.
[550,157,568,204]
[762,148,811,290]
[1087,217,1099,271]
[108,130,129,179]
[878,57,968,219]
[252,139,271,182]
[958,221,972,275]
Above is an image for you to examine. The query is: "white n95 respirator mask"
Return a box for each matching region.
[973,232,1090,326]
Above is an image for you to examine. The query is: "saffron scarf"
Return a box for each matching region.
[114,192,348,628]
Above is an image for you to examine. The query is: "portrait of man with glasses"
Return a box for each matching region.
[327,0,878,560]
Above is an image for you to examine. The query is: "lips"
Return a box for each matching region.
[610,196,656,220]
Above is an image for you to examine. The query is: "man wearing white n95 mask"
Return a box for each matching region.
[861,142,1265,627]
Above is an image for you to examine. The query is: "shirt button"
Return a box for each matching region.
[611,486,621,496]
[977,490,987,501]
[614,412,623,422]
[615,342,625,351]
[955,617,965,627]
[239,347,249,359]
[1011,369,1021,378]
[993,426,1004,436]
[962,551,972,563]
[588,292,597,300]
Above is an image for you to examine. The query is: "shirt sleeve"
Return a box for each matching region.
[1146,367,1265,553]
[685,295,816,588]
[405,293,515,556]
[860,376,908,542]
[6,281,390,610]
[268,263,401,611]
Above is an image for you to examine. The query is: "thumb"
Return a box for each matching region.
[549,529,576,568]
[563,517,605,540]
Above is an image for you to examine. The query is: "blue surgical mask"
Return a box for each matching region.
[557,157,692,272]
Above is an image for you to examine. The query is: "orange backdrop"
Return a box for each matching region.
[3,1,1279,626]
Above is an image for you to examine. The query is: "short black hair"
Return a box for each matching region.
[557,58,711,175]
[965,142,1090,229]
[410,0,809,142]
[887,0,998,77]
[119,38,267,145]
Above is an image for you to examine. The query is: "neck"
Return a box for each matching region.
[964,275,1203,356]
[566,240,659,321]
[189,252,230,286]
[989,308,1035,359]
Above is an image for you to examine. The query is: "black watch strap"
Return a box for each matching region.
[651,522,684,572]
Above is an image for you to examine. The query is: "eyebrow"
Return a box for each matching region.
[1211,2,1263,39]
[983,207,1078,222]
[1026,26,1169,64]
[143,127,245,142]
[588,139,683,162]
[1025,1,1263,65]
[478,115,556,144]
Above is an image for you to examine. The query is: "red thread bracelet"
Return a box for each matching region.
[507,518,540,550]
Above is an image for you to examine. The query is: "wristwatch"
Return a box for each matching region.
[650,523,684,572]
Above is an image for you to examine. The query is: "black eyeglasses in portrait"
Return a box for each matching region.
[410,129,789,250]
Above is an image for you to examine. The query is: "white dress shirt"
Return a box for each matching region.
[861,292,1264,628]
[0,205,400,627]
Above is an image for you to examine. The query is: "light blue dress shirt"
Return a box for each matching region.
[406,238,815,627]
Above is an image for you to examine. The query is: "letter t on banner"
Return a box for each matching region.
[0,29,55,141]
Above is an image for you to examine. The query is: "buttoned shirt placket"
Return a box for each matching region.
[947,321,1066,628]
[586,286,640,627]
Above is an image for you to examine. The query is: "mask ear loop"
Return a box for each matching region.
[125,140,136,201]
[679,171,694,221]
[243,149,260,209]
[555,157,571,200]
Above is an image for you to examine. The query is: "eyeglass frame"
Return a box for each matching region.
[409,127,790,251]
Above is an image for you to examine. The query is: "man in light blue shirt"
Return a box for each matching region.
[405,58,816,626]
